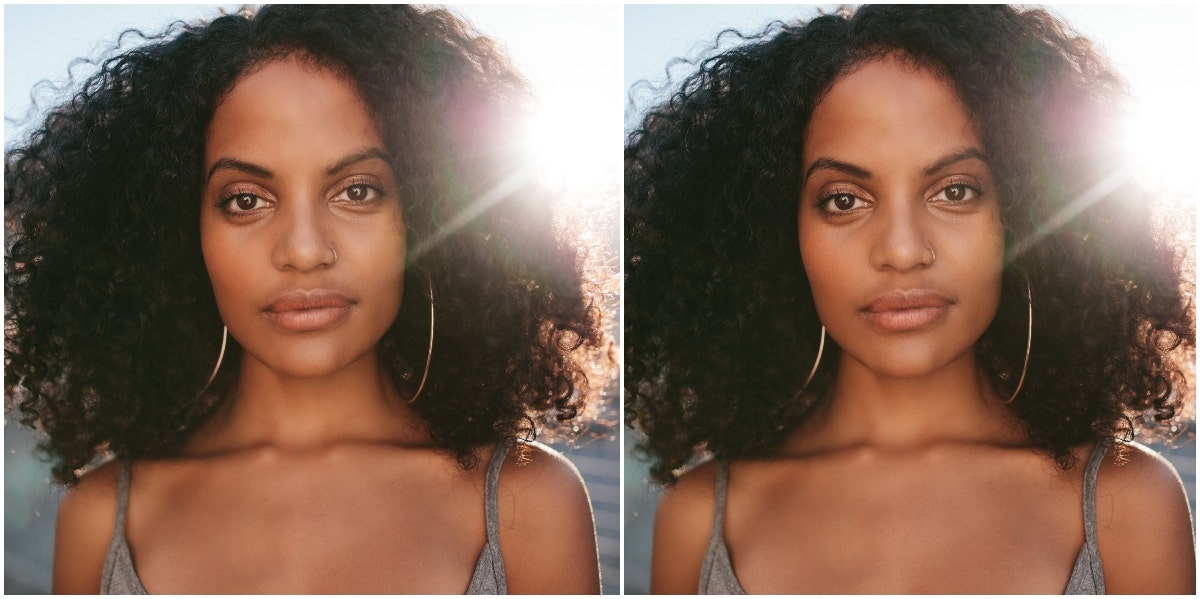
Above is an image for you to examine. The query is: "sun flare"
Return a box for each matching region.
[451,5,620,218]
[1122,91,1199,199]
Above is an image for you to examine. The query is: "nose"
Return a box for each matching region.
[272,197,337,271]
[868,199,933,272]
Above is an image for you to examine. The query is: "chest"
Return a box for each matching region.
[124,462,488,593]
[723,458,1085,593]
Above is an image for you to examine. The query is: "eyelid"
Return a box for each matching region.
[215,180,268,199]
[938,174,980,187]
[218,183,269,202]
[814,182,866,202]
[345,175,379,188]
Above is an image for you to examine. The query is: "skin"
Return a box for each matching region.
[652,55,1195,594]
[53,56,600,594]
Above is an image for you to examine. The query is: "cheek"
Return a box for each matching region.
[962,210,1006,319]
[378,211,407,281]
[802,250,850,330]
[355,219,407,308]
[199,219,251,311]
[798,215,848,323]
[369,246,406,307]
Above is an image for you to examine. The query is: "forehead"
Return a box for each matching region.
[803,56,981,167]
[205,56,382,164]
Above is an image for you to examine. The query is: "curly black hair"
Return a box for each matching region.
[625,4,1195,483]
[6,5,615,485]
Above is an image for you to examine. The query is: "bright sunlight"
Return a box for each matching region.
[454,5,621,216]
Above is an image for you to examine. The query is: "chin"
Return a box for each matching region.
[850,347,964,381]
[252,346,374,380]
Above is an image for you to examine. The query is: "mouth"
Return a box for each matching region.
[860,290,953,333]
[263,290,355,333]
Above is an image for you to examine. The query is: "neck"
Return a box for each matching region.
[187,350,426,455]
[788,349,1025,454]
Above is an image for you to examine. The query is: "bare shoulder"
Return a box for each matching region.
[494,441,600,594]
[656,459,719,530]
[1093,440,1196,594]
[53,459,121,594]
[651,459,720,594]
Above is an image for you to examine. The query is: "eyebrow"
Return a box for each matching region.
[205,147,391,182]
[804,158,871,181]
[922,148,990,176]
[207,158,272,182]
[325,148,391,176]
[803,147,990,182]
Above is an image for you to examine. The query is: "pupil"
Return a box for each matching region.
[349,186,366,201]
[834,195,854,210]
[947,186,963,201]
[236,195,255,210]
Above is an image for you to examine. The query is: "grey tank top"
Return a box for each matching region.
[698,438,1111,594]
[101,438,515,594]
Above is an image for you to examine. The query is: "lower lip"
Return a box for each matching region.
[861,306,950,333]
[264,306,351,332]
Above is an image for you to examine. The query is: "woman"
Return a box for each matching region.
[625,5,1194,594]
[6,5,613,594]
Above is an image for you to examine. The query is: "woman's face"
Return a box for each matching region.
[201,56,405,379]
[798,56,1004,380]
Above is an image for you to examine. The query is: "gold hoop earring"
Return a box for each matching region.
[799,325,826,394]
[406,278,435,403]
[1003,276,1032,404]
[202,325,228,391]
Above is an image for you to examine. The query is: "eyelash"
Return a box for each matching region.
[814,188,867,215]
[216,188,267,215]
[334,178,384,204]
[931,181,982,203]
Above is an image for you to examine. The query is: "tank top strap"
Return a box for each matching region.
[1064,437,1112,593]
[697,461,737,593]
[1080,438,1111,550]
[483,437,515,543]
[711,461,731,541]
[101,461,137,592]
[465,438,515,594]
[113,461,133,538]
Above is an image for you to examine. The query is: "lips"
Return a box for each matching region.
[860,290,952,333]
[263,290,354,332]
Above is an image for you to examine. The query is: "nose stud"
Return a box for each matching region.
[329,246,338,265]
[926,245,936,265]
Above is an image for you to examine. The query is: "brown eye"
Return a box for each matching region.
[833,194,856,210]
[338,183,383,204]
[235,194,258,211]
[816,191,867,215]
[219,192,265,213]
[346,185,369,202]
[935,183,978,204]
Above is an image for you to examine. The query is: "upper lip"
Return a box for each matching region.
[862,289,952,313]
[265,290,354,313]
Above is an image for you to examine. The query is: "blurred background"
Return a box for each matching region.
[3,4,621,594]
[623,4,1198,594]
